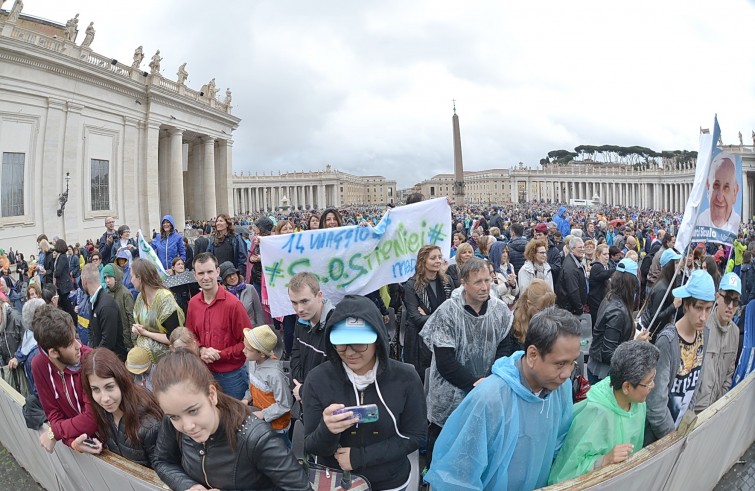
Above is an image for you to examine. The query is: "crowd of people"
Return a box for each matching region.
[0,196,752,491]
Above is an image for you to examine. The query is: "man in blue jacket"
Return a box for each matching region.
[426,306,580,490]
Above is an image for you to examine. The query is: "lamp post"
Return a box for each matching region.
[57,172,70,217]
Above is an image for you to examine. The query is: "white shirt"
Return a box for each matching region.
[697,208,740,235]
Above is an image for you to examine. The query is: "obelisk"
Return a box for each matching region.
[452,100,465,205]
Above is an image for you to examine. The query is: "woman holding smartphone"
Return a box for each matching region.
[303,295,427,491]
[76,348,163,467]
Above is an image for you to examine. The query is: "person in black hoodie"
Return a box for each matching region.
[507,223,528,275]
[303,295,426,491]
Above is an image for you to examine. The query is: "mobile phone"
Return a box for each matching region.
[82,438,98,449]
[334,404,379,424]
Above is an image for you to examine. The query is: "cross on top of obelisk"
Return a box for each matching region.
[452,99,456,114]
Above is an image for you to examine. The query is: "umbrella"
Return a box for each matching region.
[163,270,197,289]
[608,218,626,227]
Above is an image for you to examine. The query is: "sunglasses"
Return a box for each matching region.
[718,292,740,307]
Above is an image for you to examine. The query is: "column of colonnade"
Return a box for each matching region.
[154,127,233,230]
[234,183,332,214]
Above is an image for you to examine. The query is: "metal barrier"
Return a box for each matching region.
[0,371,752,490]
[542,371,755,490]
[0,379,166,490]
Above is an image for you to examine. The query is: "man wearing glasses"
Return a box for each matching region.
[694,273,741,413]
[644,269,715,445]
[98,217,117,264]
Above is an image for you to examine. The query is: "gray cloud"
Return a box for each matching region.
[23,0,755,187]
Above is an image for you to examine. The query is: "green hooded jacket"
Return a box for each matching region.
[548,377,646,484]
[104,263,136,351]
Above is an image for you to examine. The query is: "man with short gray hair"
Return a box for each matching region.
[556,237,587,316]
[426,306,580,490]
[421,257,513,462]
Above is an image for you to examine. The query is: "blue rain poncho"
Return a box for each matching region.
[425,352,573,491]
[548,377,646,484]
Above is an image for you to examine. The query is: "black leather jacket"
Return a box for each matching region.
[153,414,310,491]
[104,413,160,468]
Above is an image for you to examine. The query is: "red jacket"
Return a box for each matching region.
[186,286,251,373]
[31,345,98,446]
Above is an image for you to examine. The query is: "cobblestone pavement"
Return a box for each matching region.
[715,443,755,491]
[0,442,45,491]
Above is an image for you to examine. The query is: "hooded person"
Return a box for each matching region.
[151,215,186,271]
[220,261,264,327]
[549,341,660,484]
[302,295,427,491]
[103,264,136,351]
[425,306,579,490]
[554,206,572,238]
[113,249,137,300]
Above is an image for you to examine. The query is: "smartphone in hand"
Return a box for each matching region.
[334,404,379,424]
[82,438,98,449]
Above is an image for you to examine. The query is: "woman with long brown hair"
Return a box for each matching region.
[319,208,343,228]
[402,245,454,380]
[75,348,162,467]
[207,213,247,278]
[588,258,646,384]
[502,279,556,357]
[151,349,309,491]
[130,259,184,363]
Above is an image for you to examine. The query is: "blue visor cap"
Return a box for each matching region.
[672,270,715,302]
[660,248,682,267]
[329,317,378,345]
[616,258,638,276]
[719,273,742,295]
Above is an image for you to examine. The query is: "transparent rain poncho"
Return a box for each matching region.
[420,291,512,427]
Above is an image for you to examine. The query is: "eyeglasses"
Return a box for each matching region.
[334,344,370,353]
[718,292,740,307]
[636,380,655,389]
[92,258,101,262]
[536,250,547,255]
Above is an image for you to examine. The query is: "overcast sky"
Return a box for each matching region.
[20,0,755,188]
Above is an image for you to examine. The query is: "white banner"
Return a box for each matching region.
[261,198,452,317]
[676,116,720,253]
[137,230,168,279]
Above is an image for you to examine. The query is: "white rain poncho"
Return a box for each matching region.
[420,290,512,427]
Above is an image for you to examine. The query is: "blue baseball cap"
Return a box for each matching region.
[719,273,742,295]
[616,258,638,276]
[672,270,715,302]
[660,248,683,267]
[329,317,378,345]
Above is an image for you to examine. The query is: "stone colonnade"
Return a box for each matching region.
[513,180,694,212]
[153,126,233,229]
[233,183,339,213]
[509,168,697,213]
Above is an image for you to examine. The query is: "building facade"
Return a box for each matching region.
[232,165,396,212]
[0,3,239,253]
[417,168,513,205]
[416,147,755,219]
